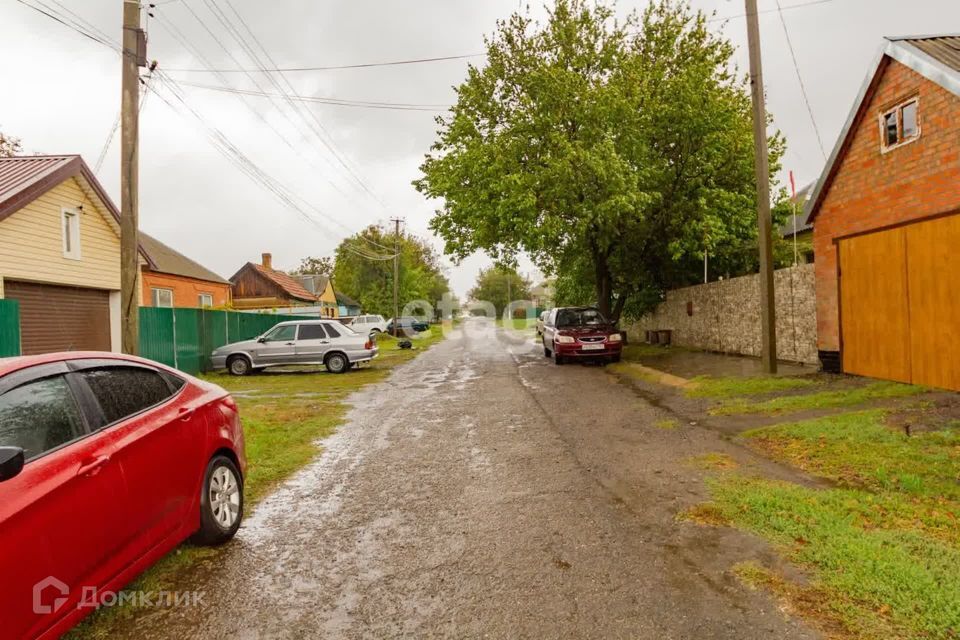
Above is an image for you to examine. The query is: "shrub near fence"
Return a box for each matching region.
[140,307,315,375]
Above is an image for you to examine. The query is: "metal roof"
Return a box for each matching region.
[890,35,960,72]
[140,233,230,284]
[0,155,155,267]
[804,36,960,225]
[243,263,318,302]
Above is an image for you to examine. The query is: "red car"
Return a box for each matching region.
[0,352,246,640]
[541,306,623,364]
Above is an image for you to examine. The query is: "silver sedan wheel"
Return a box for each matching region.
[209,465,241,529]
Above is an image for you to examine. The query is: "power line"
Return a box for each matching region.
[213,0,390,210]
[163,52,485,74]
[14,1,396,261]
[174,80,449,111]
[775,0,828,161]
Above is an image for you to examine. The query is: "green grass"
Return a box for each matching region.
[692,410,960,638]
[654,418,679,430]
[496,317,537,330]
[711,381,926,416]
[743,410,960,503]
[69,328,445,639]
[621,343,680,361]
[685,374,819,399]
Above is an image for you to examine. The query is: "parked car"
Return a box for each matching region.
[211,320,378,376]
[348,314,388,335]
[541,306,623,364]
[536,310,549,336]
[0,352,246,640]
[386,317,430,335]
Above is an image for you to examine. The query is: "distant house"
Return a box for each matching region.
[806,35,960,391]
[295,273,340,318]
[531,279,555,310]
[230,253,338,317]
[140,233,231,308]
[0,155,150,353]
[335,290,362,317]
[779,182,815,264]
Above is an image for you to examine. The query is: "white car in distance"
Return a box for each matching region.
[349,314,388,335]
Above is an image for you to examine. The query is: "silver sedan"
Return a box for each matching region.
[211,320,378,375]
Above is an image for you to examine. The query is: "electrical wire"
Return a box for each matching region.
[163,52,485,74]
[212,0,390,210]
[174,80,449,111]
[15,0,398,262]
[775,0,828,161]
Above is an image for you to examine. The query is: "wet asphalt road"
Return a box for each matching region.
[116,319,818,639]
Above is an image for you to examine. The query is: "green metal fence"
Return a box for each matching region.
[0,299,21,357]
[139,308,315,375]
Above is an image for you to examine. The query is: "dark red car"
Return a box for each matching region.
[0,352,246,640]
[541,306,623,364]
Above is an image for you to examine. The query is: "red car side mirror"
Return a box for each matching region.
[0,447,25,483]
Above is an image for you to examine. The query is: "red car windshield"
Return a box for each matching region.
[556,308,607,328]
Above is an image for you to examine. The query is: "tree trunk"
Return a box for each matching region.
[594,254,613,320]
[610,293,627,326]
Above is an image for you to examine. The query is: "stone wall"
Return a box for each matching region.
[626,264,818,365]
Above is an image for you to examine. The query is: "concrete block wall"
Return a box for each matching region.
[626,264,818,365]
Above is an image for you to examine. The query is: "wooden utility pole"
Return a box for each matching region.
[120,0,146,354]
[745,0,778,374]
[391,217,403,336]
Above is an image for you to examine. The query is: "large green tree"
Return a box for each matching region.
[467,265,532,317]
[330,225,451,317]
[415,0,785,322]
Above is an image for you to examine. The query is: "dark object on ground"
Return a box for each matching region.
[398,340,413,349]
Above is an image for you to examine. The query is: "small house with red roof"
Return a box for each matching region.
[229,253,339,317]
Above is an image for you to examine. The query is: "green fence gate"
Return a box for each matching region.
[0,299,21,357]
[139,308,315,375]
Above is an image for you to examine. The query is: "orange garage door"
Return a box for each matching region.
[4,281,112,355]
[839,213,960,391]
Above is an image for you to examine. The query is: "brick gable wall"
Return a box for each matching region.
[813,58,960,353]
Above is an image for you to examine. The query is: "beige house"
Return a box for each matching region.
[0,155,147,354]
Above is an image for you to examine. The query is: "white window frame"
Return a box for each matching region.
[198,293,214,308]
[61,207,81,260]
[879,96,921,153]
[152,288,174,308]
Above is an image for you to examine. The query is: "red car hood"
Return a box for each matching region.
[556,325,616,337]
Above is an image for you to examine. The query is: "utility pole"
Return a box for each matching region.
[390,217,403,336]
[121,0,146,355]
[745,0,778,374]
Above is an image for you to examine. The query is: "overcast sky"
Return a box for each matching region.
[2,0,957,298]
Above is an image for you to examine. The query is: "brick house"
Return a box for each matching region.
[806,36,960,391]
[140,233,232,308]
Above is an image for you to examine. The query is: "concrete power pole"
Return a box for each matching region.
[745,0,778,374]
[121,0,146,354]
[391,218,403,336]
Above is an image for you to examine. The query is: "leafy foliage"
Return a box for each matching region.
[415,0,785,322]
[330,225,451,317]
[0,129,21,158]
[467,265,532,316]
[291,255,333,276]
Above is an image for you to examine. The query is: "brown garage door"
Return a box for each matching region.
[839,213,960,391]
[4,281,111,355]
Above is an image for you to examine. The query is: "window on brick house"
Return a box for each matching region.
[880,98,920,150]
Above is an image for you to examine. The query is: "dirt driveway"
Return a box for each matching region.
[111,318,818,639]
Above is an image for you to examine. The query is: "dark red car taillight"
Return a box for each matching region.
[364,339,374,350]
